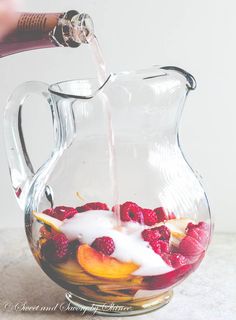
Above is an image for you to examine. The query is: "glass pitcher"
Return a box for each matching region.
[4,66,212,316]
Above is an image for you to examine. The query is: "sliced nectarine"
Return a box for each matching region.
[77,244,139,279]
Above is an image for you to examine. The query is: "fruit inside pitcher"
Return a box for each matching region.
[33,201,210,304]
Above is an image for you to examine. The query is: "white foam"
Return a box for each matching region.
[60,210,173,276]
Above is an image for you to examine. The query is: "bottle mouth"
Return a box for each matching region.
[50,11,94,47]
[71,13,94,44]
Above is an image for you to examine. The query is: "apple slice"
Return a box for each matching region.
[33,211,63,232]
[77,244,139,280]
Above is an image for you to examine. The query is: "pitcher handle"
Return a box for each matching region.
[3,81,55,210]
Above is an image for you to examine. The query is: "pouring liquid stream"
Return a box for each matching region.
[88,35,120,226]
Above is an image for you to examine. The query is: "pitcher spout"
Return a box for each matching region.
[161,66,197,91]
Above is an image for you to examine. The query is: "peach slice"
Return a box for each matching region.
[33,211,63,232]
[77,244,139,279]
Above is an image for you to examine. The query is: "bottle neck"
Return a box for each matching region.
[0,10,94,57]
[15,12,62,35]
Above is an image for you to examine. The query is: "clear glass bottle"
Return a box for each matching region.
[0,10,94,57]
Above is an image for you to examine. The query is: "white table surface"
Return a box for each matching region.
[0,229,235,320]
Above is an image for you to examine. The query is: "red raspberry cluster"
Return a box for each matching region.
[43,202,174,227]
[117,201,175,226]
[141,226,186,268]
[143,222,209,290]
[141,217,209,269]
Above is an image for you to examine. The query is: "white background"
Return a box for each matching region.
[0,0,235,232]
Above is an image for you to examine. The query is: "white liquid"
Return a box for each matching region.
[60,210,173,276]
[88,36,120,224]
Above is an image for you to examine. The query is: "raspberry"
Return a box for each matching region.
[169,253,188,268]
[120,202,143,223]
[142,228,161,242]
[77,202,109,212]
[186,221,209,231]
[41,233,69,262]
[143,209,158,226]
[92,236,115,255]
[53,233,69,259]
[43,206,77,221]
[187,228,200,239]
[187,228,208,245]
[154,207,168,223]
[154,225,170,241]
[186,222,209,247]
[179,235,204,256]
[53,206,78,221]
[186,222,195,230]
[43,208,54,216]
[150,240,170,254]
